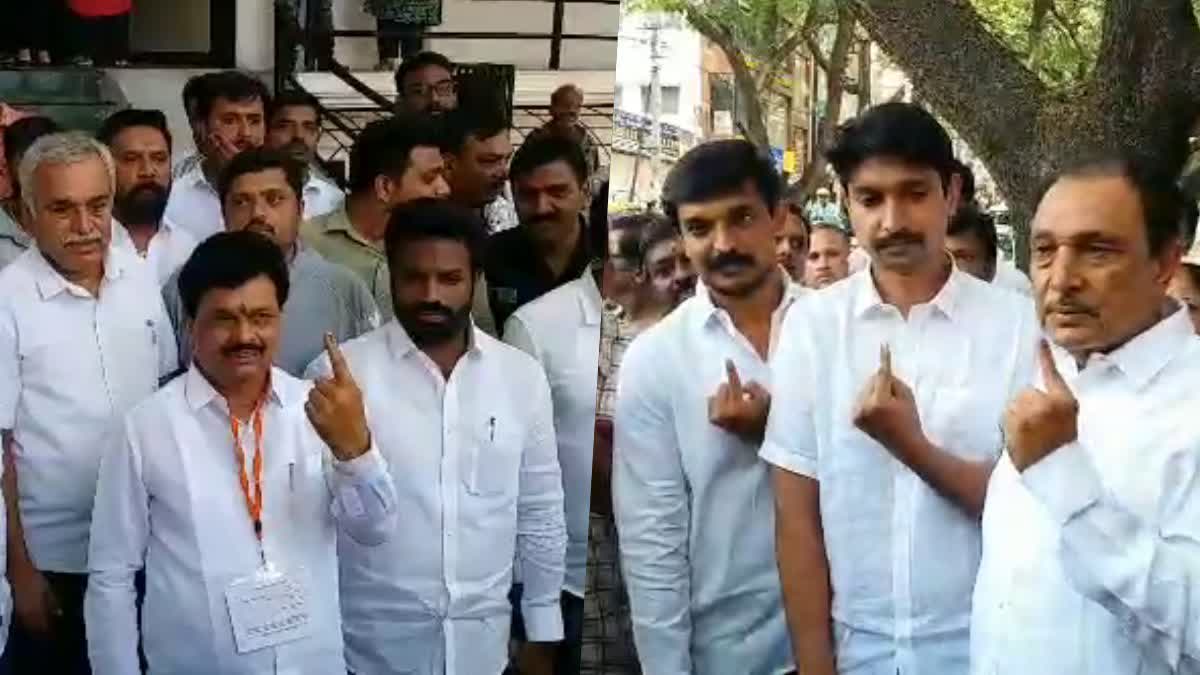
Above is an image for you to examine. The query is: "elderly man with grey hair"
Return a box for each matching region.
[0,132,176,673]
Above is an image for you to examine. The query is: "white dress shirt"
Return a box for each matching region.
[304,321,566,675]
[0,246,176,573]
[503,270,601,598]
[613,275,805,675]
[971,308,1200,675]
[0,455,9,654]
[992,259,1033,297]
[110,217,199,287]
[85,365,399,675]
[166,162,346,242]
[760,266,1039,675]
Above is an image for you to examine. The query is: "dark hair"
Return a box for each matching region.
[348,115,442,194]
[1184,263,1200,290]
[268,90,321,124]
[1183,200,1198,245]
[947,203,997,262]
[217,147,306,207]
[551,84,583,106]
[4,116,61,171]
[384,198,489,273]
[608,212,654,266]
[195,71,270,123]
[1035,154,1187,256]
[638,213,680,268]
[661,139,781,230]
[439,105,509,156]
[785,201,810,231]
[953,158,976,204]
[394,51,455,93]
[182,72,222,124]
[588,181,609,259]
[826,102,956,191]
[97,109,173,150]
[510,133,588,186]
[810,222,851,244]
[178,230,290,320]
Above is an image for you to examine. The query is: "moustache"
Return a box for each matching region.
[875,231,925,249]
[221,343,264,357]
[1045,298,1097,317]
[64,237,102,247]
[708,251,755,274]
[126,182,169,198]
[409,303,454,321]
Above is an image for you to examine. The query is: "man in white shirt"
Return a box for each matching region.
[86,230,399,675]
[805,223,852,289]
[945,202,1032,297]
[504,259,602,675]
[163,148,380,377]
[763,103,1038,675]
[165,71,270,241]
[265,90,345,219]
[613,139,801,675]
[971,156,1200,675]
[98,108,198,286]
[0,132,176,674]
[305,199,566,675]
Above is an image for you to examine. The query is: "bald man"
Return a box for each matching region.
[526,84,600,183]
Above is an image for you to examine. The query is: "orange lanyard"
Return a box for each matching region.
[229,406,266,561]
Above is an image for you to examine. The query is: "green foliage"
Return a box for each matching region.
[970,0,1101,88]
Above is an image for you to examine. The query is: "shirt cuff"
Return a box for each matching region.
[331,443,386,478]
[759,440,818,480]
[1020,441,1102,526]
[522,603,565,643]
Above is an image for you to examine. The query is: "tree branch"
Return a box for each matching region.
[1047,2,1085,61]
[804,32,831,72]
[1027,0,1054,67]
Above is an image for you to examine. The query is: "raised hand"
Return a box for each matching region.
[305,334,371,461]
[1004,341,1079,472]
[707,359,771,442]
[853,344,926,464]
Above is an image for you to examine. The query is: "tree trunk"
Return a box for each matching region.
[857,37,873,113]
[851,0,1200,270]
[791,4,856,203]
[731,56,772,150]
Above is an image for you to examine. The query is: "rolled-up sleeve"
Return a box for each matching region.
[612,335,692,675]
[1023,440,1200,671]
[327,444,398,547]
[84,419,148,675]
[759,305,819,479]
[516,367,567,641]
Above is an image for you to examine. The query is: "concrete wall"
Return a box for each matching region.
[613,13,702,134]
[130,0,210,53]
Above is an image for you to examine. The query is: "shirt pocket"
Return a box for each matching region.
[926,385,1003,460]
[463,415,522,498]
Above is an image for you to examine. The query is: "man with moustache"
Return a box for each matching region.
[394,51,459,116]
[971,156,1200,675]
[485,134,591,328]
[97,109,198,285]
[165,71,271,241]
[763,103,1038,675]
[776,202,810,282]
[0,132,176,673]
[86,231,398,675]
[264,90,344,219]
[441,106,520,234]
[804,222,852,289]
[614,139,802,675]
[163,148,379,377]
[304,200,566,675]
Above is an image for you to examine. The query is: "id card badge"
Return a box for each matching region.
[225,563,315,654]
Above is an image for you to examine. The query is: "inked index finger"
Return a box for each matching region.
[324,333,350,381]
[725,359,743,395]
[1038,340,1070,396]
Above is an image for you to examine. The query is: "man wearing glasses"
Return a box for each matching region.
[394,51,458,116]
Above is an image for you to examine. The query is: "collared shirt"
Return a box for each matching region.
[992,259,1033,297]
[0,246,176,573]
[171,151,201,181]
[485,221,592,330]
[971,308,1200,675]
[85,365,399,675]
[165,161,346,242]
[596,301,641,421]
[163,246,380,377]
[0,207,30,271]
[304,321,566,675]
[484,196,520,235]
[110,217,198,287]
[504,270,602,598]
[303,205,499,335]
[760,266,1039,675]
[613,275,806,675]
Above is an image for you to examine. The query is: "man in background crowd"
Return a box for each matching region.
[165,71,270,241]
[1169,229,1200,333]
[777,202,810,282]
[804,222,851,289]
[614,139,800,675]
[525,85,601,183]
[806,186,842,226]
[0,116,60,270]
[442,106,518,234]
[948,161,1032,296]
[264,89,344,219]
[395,50,458,116]
[98,108,197,286]
[163,149,378,376]
[173,72,220,180]
[486,134,591,328]
[0,132,175,674]
[971,156,1200,674]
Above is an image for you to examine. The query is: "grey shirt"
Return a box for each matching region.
[163,246,381,377]
[0,208,30,271]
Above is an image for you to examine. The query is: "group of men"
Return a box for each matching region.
[0,49,609,675]
[597,102,1200,675]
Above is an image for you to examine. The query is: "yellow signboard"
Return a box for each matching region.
[783,150,797,172]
